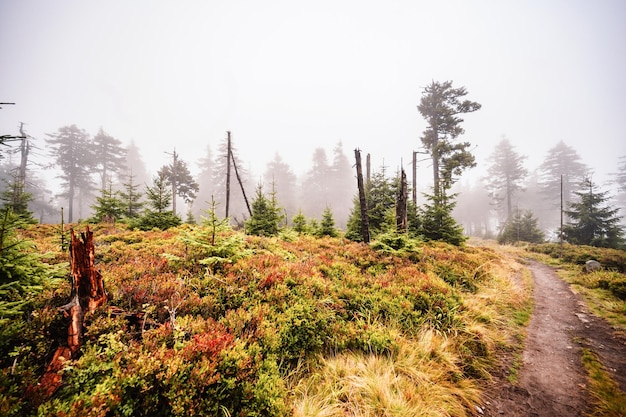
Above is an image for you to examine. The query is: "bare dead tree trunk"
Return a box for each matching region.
[354,149,370,243]
[366,153,371,184]
[40,226,107,397]
[412,151,417,206]
[17,123,29,207]
[230,150,252,217]
[225,131,231,218]
[170,149,179,215]
[396,168,408,232]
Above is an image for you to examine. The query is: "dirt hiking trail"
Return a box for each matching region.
[481,260,626,417]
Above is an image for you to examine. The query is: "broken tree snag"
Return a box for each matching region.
[69,226,107,313]
[40,226,106,397]
[396,168,408,233]
[354,149,371,243]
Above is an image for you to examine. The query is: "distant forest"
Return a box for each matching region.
[2,79,626,245]
[1,124,625,240]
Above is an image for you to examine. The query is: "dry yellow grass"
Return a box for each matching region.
[291,247,533,417]
[292,331,480,417]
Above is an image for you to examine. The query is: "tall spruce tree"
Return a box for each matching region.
[417,81,480,202]
[92,128,126,190]
[263,153,297,221]
[610,155,626,225]
[329,141,354,229]
[562,178,624,248]
[301,148,332,220]
[46,125,95,222]
[417,81,480,244]
[158,149,199,215]
[538,141,588,225]
[484,137,528,222]
[193,145,216,219]
[124,140,151,188]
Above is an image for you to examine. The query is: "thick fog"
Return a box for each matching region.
[1,0,625,228]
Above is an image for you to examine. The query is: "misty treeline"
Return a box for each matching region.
[0,123,355,230]
[1,80,625,248]
[455,139,626,246]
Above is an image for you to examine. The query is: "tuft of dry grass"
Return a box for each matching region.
[292,330,481,417]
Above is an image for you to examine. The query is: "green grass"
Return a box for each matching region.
[506,352,524,384]
[580,347,626,417]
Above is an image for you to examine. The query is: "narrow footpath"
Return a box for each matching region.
[481,261,626,417]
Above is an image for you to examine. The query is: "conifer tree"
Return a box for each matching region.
[119,171,144,218]
[329,141,354,228]
[1,176,36,224]
[366,169,396,234]
[498,210,544,244]
[185,205,196,224]
[417,80,480,203]
[291,210,309,234]
[417,81,479,244]
[263,153,298,221]
[562,178,624,248]
[301,148,331,219]
[406,200,422,238]
[484,137,528,221]
[345,167,398,241]
[146,173,172,214]
[419,193,466,245]
[133,173,181,230]
[317,207,338,237]
[610,155,626,225]
[246,184,284,236]
[90,181,125,222]
[46,125,95,222]
[193,145,215,219]
[0,209,61,322]
[538,141,588,228]
[92,128,126,190]
[158,149,199,215]
[201,196,231,245]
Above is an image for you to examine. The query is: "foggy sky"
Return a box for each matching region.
[1,0,625,190]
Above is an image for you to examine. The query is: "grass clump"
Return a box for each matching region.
[292,331,481,417]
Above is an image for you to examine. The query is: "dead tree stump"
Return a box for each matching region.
[40,226,107,397]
